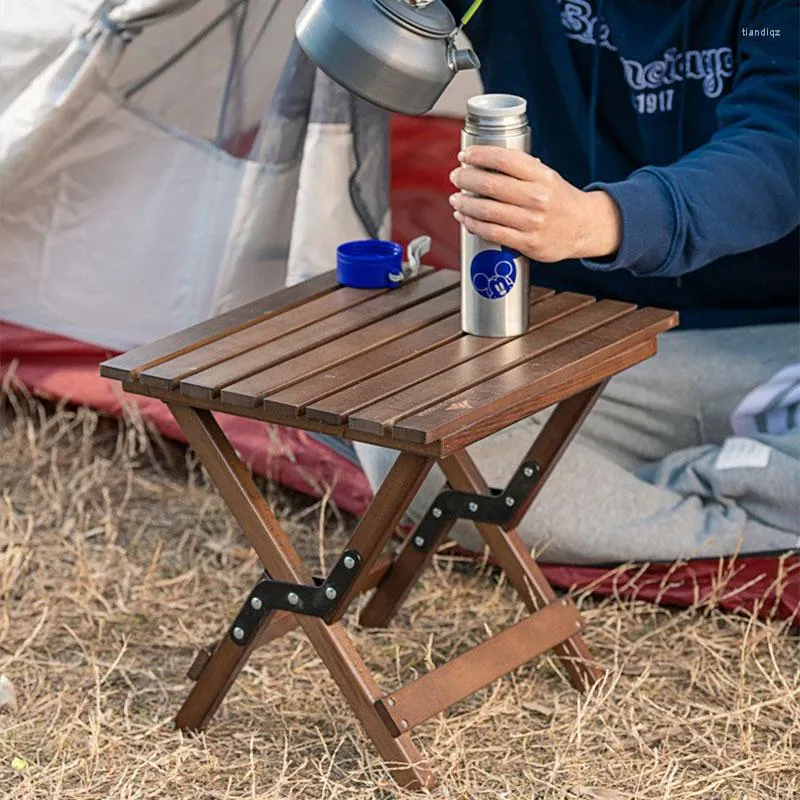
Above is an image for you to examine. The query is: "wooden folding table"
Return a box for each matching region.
[101,267,677,789]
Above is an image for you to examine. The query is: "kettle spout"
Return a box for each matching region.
[449,46,480,72]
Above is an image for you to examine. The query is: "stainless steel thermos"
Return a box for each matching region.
[460,94,531,337]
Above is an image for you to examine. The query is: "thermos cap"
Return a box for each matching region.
[336,240,404,289]
[466,94,527,118]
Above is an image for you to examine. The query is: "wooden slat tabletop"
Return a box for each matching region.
[102,269,678,453]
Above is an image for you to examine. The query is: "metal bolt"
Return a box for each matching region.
[343,555,356,570]
[287,592,300,606]
[523,466,534,478]
[468,501,478,513]
[414,535,425,548]
[504,496,515,507]
[250,596,263,611]
[325,586,338,601]
[387,697,396,707]
[431,507,442,519]
[401,719,409,729]
[232,627,245,641]
[575,620,582,629]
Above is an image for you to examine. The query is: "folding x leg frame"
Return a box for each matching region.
[168,382,608,790]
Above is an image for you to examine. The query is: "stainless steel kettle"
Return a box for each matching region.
[295,0,481,115]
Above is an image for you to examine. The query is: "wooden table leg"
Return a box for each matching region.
[325,453,434,624]
[505,381,607,530]
[440,450,604,692]
[361,384,608,637]
[359,520,455,628]
[177,608,278,731]
[182,554,397,727]
[168,404,435,789]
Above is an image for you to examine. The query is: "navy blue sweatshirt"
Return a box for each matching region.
[446,0,799,328]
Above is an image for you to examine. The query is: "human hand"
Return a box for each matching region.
[449,146,622,263]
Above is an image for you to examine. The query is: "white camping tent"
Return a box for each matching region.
[0,0,480,351]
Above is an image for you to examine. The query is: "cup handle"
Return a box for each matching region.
[404,235,432,279]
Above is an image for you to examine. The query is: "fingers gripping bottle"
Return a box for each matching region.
[460,94,531,337]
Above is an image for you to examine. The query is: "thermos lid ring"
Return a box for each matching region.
[466,94,527,118]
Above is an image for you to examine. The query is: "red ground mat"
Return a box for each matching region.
[0,114,796,623]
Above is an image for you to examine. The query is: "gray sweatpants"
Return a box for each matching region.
[354,324,800,564]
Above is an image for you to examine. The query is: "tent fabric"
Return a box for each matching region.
[0,0,305,350]
[0,0,475,351]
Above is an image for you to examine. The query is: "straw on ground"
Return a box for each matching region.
[1,389,797,799]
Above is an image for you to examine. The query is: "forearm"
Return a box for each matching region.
[574,190,622,260]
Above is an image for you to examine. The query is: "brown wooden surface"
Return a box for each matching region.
[436,340,658,457]
[178,271,458,399]
[102,278,676,453]
[100,271,339,382]
[307,292,595,427]
[347,300,636,437]
[141,286,383,389]
[217,288,460,406]
[393,308,677,444]
[255,314,463,417]
[375,598,581,735]
[253,286,553,418]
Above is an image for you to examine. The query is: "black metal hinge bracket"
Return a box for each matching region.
[229,549,362,646]
[411,460,540,553]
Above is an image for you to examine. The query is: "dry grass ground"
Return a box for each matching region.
[0,389,798,800]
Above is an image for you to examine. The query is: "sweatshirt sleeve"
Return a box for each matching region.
[582,1,799,278]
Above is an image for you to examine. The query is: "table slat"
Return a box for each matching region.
[137,270,433,389]
[394,308,678,443]
[305,291,591,427]
[216,286,460,406]
[180,270,459,399]
[99,271,339,382]
[347,298,634,436]
[258,316,463,417]
[259,287,555,419]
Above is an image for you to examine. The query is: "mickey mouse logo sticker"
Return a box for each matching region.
[470,248,518,300]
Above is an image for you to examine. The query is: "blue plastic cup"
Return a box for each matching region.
[336,240,404,289]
